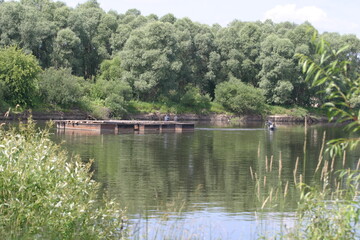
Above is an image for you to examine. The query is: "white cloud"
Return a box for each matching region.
[263,4,359,37]
[263,4,327,24]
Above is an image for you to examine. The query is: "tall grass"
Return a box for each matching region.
[252,133,360,239]
[0,118,128,239]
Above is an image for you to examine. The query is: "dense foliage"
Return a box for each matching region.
[215,76,266,114]
[0,46,41,107]
[39,67,87,107]
[0,0,359,117]
[0,120,127,239]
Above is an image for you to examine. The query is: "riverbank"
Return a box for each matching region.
[0,109,328,124]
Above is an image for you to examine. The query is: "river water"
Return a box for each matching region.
[52,121,359,239]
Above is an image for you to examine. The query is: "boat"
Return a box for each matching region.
[265,120,276,130]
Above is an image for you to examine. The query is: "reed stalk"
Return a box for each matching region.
[261,196,270,209]
[293,157,299,185]
[284,181,289,198]
[250,166,254,180]
[263,175,267,187]
[278,152,282,179]
[265,156,268,172]
[330,155,335,173]
[315,131,326,173]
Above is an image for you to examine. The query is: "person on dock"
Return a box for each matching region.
[174,115,178,121]
[164,114,170,121]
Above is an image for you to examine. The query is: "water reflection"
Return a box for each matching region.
[53,122,359,239]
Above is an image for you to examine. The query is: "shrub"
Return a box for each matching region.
[39,68,86,107]
[215,76,266,114]
[273,80,294,105]
[0,46,42,107]
[105,93,129,118]
[180,84,211,113]
[0,120,127,239]
[90,79,132,118]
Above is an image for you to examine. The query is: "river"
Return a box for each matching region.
[52,121,359,239]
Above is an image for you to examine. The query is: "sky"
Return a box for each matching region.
[60,0,359,37]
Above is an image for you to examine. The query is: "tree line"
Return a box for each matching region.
[0,0,359,117]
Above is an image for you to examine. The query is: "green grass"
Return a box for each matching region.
[267,105,326,118]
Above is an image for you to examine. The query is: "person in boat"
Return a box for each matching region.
[266,120,276,130]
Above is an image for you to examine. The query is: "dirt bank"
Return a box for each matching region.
[0,110,328,124]
[0,109,88,121]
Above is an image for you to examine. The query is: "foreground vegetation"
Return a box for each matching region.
[0,0,359,118]
[0,119,128,239]
[259,33,360,239]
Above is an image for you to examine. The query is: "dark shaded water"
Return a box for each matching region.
[52,122,359,239]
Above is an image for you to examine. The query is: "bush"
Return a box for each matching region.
[180,84,211,113]
[0,46,42,107]
[39,68,86,107]
[105,93,128,118]
[0,120,127,239]
[90,79,132,118]
[215,76,266,114]
[0,81,10,110]
[273,80,294,105]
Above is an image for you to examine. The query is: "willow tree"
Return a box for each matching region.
[120,21,182,101]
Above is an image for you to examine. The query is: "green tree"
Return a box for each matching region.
[258,34,296,104]
[120,21,182,101]
[110,9,148,53]
[215,76,266,114]
[18,1,57,68]
[174,18,218,96]
[68,0,106,78]
[0,46,42,107]
[52,28,81,69]
[0,2,25,47]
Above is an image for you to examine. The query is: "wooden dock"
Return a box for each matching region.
[55,120,194,134]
